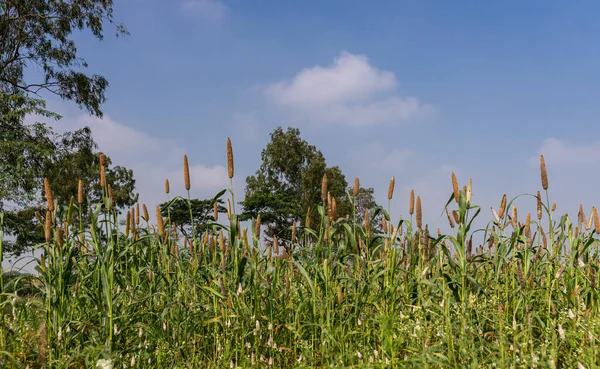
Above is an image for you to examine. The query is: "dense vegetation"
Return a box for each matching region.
[1,147,599,368]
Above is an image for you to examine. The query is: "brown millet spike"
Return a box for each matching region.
[552,203,556,212]
[416,195,422,229]
[125,211,131,237]
[446,207,455,228]
[593,207,600,234]
[130,207,136,233]
[213,201,219,221]
[255,215,261,236]
[142,204,149,222]
[136,203,140,225]
[78,179,83,204]
[100,164,106,188]
[227,137,234,179]
[578,204,586,226]
[156,205,165,236]
[512,205,518,227]
[452,210,460,225]
[45,211,52,242]
[353,178,360,197]
[99,153,107,167]
[183,155,191,191]
[498,194,507,219]
[451,172,459,203]
[540,154,548,190]
[331,197,337,220]
[35,211,43,226]
[321,174,328,203]
[387,176,395,200]
[409,189,415,215]
[44,178,54,212]
[56,227,65,251]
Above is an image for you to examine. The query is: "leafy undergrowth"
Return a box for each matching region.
[1,153,599,369]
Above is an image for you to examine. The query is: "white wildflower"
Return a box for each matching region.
[568,309,575,319]
[558,324,565,340]
[96,359,113,369]
[357,351,362,359]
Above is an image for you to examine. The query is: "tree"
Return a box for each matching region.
[241,126,381,238]
[159,193,227,240]
[0,0,127,209]
[2,127,137,256]
[0,0,127,117]
[0,0,132,256]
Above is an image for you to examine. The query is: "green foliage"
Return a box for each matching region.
[241,126,380,237]
[2,147,600,368]
[159,192,227,239]
[1,127,137,256]
[0,0,127,117]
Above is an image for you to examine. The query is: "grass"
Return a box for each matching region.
[0,146,599,368]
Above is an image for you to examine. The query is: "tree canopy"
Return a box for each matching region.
[159,191,228,240]
[241,126,382,239]
[0,0,127,117]
[2,127,137,256]
[0,0,132,256]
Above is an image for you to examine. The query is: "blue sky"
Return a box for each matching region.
[24,0,600,240]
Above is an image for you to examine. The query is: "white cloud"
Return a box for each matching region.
[265,51,432,126]
[180,0,228,21]
[532,137,600,166]
[52,114,230,209]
